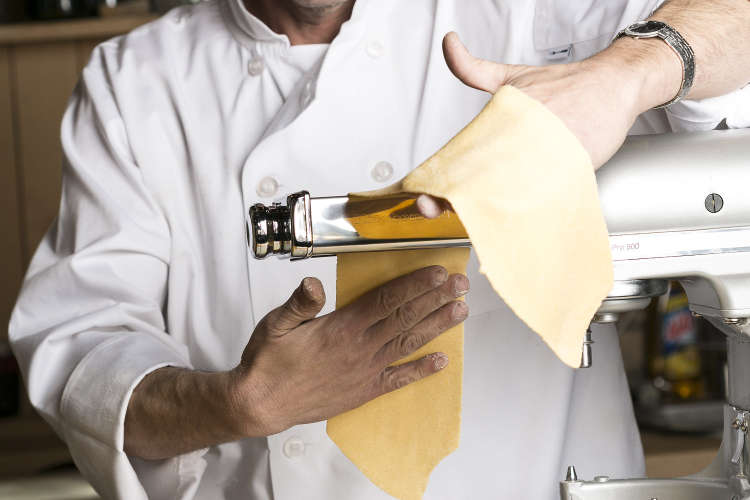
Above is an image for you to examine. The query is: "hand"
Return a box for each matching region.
[416,31,681,218]
[231,266,469,436]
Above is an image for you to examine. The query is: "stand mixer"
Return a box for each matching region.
[247,129,750,499]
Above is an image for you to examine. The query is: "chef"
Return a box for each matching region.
[9,0,750,498]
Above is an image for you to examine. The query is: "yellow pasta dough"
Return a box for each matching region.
[327,85,613,499]
[331,248,469,500]
[402,86,613,367]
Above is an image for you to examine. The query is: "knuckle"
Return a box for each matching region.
[383,368,415,392]
[435,290,454,310]
[365,378,384,400]
[396,333,424,357]
[439,304,459,327]
[427,266,448,286]
[375,287,401,316]
[282,300,302,319]
[393,376,411,390]
[394,303,419,330]
[258,312,282,335]
[362,358,382,378]
[434,301,465,329]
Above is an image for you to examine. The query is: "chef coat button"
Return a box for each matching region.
[283,437,305,458]
[366,40,385,59]
[248,56,265,76]
[371,161,394,182]
[300,80,313,107]
[256,176,279,197]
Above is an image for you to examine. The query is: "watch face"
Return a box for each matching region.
[628,20,666,35]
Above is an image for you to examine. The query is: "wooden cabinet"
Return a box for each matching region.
[0,15,154,477]
[0,15,155,340]
[0,46,23,348]
[13,41,81,259]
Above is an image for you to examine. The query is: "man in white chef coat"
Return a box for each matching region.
[9,0,750,498]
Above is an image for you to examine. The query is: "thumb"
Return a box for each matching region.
[267,277,326,334]
[442,31,516,93]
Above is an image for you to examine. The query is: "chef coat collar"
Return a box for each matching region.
[223,0,372,49]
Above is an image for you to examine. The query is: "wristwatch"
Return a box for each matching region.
[615,20,695,108]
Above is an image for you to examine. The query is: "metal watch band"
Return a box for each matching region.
[615,21,695,109]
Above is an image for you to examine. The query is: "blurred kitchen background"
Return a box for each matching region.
[0,0,729,497]
[0,1,186,497]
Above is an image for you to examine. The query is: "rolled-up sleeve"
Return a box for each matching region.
[666,83,750,131]
[9,46,196,499]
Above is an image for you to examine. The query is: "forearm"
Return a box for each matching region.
[124,366,256,460]
[596,0,750,113]
[653,0,750,99]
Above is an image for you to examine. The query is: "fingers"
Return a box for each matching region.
[373,353,450,397]
[376,300,468,366]
[341,265,449,329]
[371,273,468,342]
[416,194,452,219]
[442,31,515,93]
[265,277,326,334]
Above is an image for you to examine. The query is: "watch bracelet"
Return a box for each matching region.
[654,25,695,108]
[614,21,696,109]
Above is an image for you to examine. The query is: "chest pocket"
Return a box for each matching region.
[533,0,661,61]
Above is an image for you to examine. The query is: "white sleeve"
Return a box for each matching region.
[665,83,750,131]
[9,46,203,499]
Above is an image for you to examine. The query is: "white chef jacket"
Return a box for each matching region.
[9,0,750,499]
